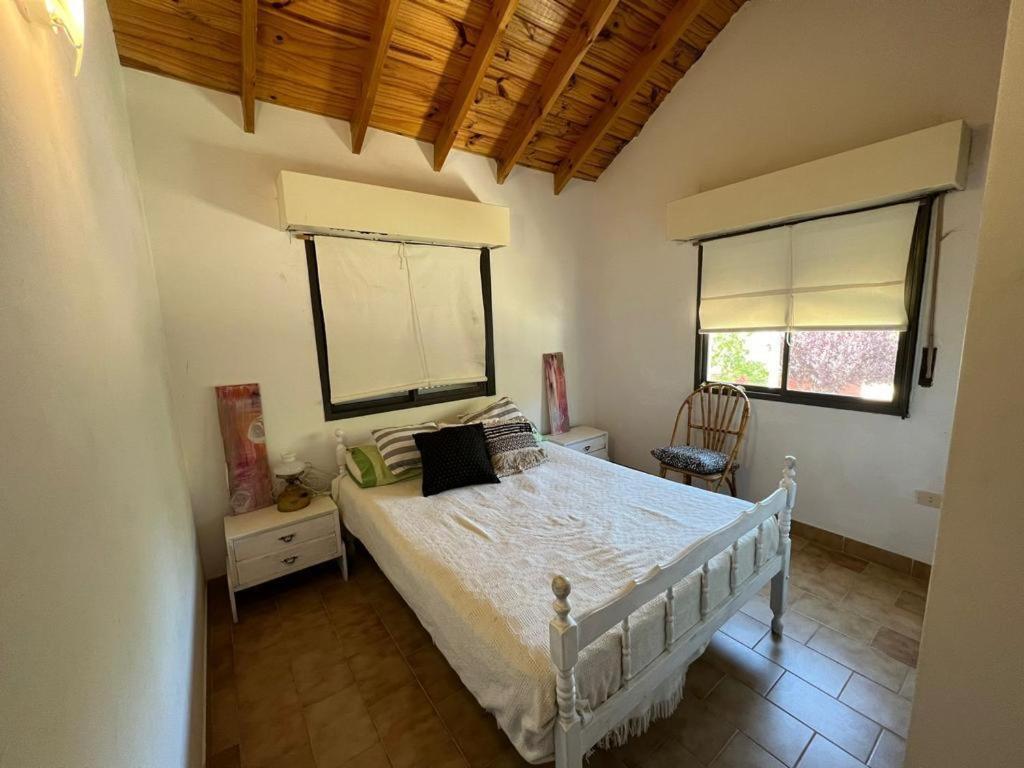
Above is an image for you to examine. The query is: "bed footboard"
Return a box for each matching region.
[549,456,797,768]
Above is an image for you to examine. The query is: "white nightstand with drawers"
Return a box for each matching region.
[224,495,346,622]
[545,426,610,461]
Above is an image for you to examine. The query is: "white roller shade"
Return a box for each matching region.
[317,237,426,401]
[700,227,792,332]
[699,202,921,333]
[404,244,487,388]
[790,203,919,330]
[315,237,486,404]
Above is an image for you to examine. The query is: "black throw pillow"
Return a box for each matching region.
[413,423,500,497]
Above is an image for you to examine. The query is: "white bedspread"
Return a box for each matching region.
[335,444,779,763]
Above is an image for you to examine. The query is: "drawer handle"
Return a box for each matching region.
[584,445,592,452]
[281,556,299,565]
[278,534,296,543]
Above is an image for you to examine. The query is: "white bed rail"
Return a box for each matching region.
[549,456,796,768]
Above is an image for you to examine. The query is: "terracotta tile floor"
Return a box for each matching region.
[206,536,925,768]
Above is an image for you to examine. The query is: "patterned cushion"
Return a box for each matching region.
[482,418,548,477]
[370,422,439,476]
[414,424,500,497]
[651,445,729,475]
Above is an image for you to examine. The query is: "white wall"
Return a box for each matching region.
[584,0,1009,562]
[908,0,1024,762]
[122,72,598,577]
[0,2,203,766]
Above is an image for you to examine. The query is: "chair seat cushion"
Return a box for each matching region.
[652,445,729,475]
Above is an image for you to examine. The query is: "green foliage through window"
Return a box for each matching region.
[708,332,771,386]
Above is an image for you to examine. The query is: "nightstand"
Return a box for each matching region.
[224,495,346,622]
[545,426,610,460]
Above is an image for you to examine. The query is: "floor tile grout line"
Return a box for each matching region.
[331,624,387,768]
[763,669,786,699]
[368,577,477,768]
[835,676,913,738]
[751,630,858,697]
[819,731,878,768]
[790,733,813,768]
[712,666,889,767]
[335,575,407,765]
[790,607,878,650]
[331,558,486,766]
[707,729,739,767]
[802,618,824,645]
[323,571,398,767]
[701,670,726,701]
[702,674,813,768]
[305,578,350,768]
[805,630,909,694]
[763,672,880,764]
[789,594,920,669]
[232,596,321,768]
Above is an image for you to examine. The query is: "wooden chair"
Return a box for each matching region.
[653,383,751,495]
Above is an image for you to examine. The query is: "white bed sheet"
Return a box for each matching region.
[335,444,779,763]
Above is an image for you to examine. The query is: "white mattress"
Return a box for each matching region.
[335,444,779,763]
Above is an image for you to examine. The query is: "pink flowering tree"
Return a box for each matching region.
[788,331,899,395]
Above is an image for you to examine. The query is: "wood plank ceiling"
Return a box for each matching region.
[107,0,746,193]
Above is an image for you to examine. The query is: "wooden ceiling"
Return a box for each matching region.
[107,0,746,193]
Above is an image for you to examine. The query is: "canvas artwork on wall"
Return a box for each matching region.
[216,383,273,515]
[544,352,570,435]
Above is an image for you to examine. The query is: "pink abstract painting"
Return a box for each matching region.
[543,352,570,435]
[216,383,273,515]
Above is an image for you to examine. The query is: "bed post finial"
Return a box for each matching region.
[781,455,797,482]
[549,575,581,765]
[552,575,572,617]
[335,429,348,477]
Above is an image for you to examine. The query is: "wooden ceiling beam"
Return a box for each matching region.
[496,0,621,184]
[240,0,257,133]
[351,0,403,153]
[433,0,521,172]
[553,0,708,193]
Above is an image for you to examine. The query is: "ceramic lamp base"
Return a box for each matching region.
[276,483,312,512]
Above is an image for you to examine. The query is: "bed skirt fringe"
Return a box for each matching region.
[593,673,686,751]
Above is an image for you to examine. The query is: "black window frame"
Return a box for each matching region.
[694,197,934,418]
[305,237,496,421]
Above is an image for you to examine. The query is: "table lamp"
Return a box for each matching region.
[274,452,312,512]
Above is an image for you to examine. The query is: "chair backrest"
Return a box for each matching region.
[670,382,751,461]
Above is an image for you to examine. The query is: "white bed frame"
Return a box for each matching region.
[333,430,795,768]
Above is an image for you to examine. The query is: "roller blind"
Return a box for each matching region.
[404,243,487,388]
[699,202,920,333]
[315,237,486,403]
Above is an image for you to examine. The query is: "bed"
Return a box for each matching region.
[331,433,795,768]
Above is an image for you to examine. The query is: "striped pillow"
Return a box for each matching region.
[459,396,525,424]
[370,422,439,476]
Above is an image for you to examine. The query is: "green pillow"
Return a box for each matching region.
[346,444,420,488]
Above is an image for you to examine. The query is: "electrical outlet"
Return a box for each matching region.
[915,490,943,509]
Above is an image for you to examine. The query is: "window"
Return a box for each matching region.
[305,237,495,420]
[696,199,932,416]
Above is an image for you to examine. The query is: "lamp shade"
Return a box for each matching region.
[274,452,305,479]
